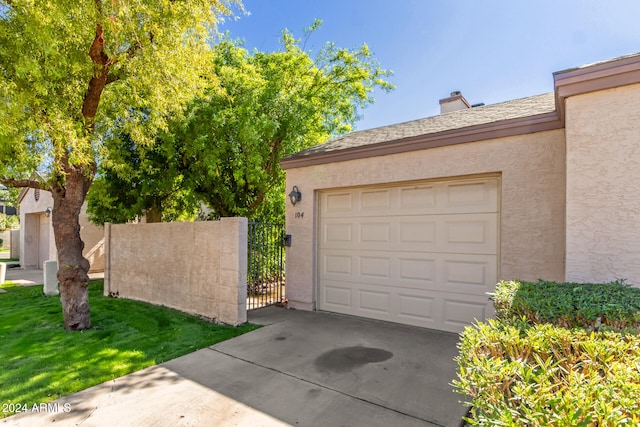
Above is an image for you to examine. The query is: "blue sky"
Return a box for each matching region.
[220,1,640,131]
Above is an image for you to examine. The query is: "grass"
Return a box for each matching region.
[0,280,260,418]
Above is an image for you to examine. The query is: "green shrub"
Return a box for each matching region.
[455,280,640,425]
[0,213,18,231]
[454,319,640,425]
[491,279,640,332]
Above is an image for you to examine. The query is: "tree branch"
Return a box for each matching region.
[88,23,109,66]
[264,137,284,176]
[82,20,111,131]
[0,177,45,190]
[247,188,265,211]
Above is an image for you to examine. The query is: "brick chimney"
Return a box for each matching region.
[439,91,471,114]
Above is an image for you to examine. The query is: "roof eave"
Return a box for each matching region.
[281,111,561,170]
[554,52,640,123]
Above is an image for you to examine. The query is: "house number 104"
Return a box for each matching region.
[295,212,304,218]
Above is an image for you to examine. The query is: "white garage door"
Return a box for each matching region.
[318,177,498,333]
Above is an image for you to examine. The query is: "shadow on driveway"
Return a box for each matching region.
[4,307,467,427]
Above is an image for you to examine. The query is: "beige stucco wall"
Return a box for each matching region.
[19,189,55,268]
[0,230,10,249]
[10,229,20,259]
[19,188,104,272]
[285,129,566,310]
[104,218,248,325]
[565,83,640,285]
[80,213,105,272]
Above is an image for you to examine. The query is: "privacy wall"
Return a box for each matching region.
[104,218,248,325]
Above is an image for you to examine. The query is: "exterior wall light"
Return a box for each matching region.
[288,186,302,206]
[45,207,52,217]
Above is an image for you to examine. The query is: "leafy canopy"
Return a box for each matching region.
[88,21,394,224]
[0,0,236,185]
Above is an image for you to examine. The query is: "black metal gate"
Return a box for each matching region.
[247,222,285,310]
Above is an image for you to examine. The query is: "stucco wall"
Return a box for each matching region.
[19,189,55,268]
[10,229,20,259]
[104,218,248,325]
[19,188,104,271]
[80,213,105,272]
[565,83,640,285]
[285,129,566,310]
[0,230,9,249]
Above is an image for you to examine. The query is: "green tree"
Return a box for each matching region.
[89,23,393,223]
[0,213,19,231]
[0,185,20,209]
[0,0,239,330]
[87,133,198,224]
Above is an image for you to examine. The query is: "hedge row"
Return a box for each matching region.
[455,280,640,426]
[455,319,640,425]
[491,280,640,331]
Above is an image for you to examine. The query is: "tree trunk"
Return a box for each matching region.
[145,203,163,223]
[50,167,93,330]
[46,19,108,330]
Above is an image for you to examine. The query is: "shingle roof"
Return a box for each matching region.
[287,92,556,159]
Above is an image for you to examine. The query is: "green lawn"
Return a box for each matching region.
[0,280,259,418]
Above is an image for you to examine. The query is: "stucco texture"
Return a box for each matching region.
[104,218,248,325]
[285,130,566,310]
[18,188,104,272]
[19,189,55,268]
[565,83,640,285]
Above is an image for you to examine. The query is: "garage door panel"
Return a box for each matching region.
[360,256,391,278]
[396,291,492,332]
[322,180,497,217]
[324,192,353,213]
[324,249,489,294]
[360,222,391,243]
[321,280,392,317]
[360,189,392,211]
[397,294,436,324]
[399,185,437,211]
[439,213,497,254]
[322,251,396,287]
[443,296,494,330]
[442,254,497,295]
[324,222,353,246]
[323,284,352,309]
[318,177,499,333]
[324,250,437,289]
[324,253,353,275]
[322,215,495,254]
[399,221,437,244]
[321,280,493,333]
[440,180,498,214]
[360,289,391,314]
[398,257,437,283]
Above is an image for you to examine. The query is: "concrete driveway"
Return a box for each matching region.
[4,307,468,427]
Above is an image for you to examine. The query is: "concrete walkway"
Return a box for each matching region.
[1,257,104,288]
[3,306,468,427]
